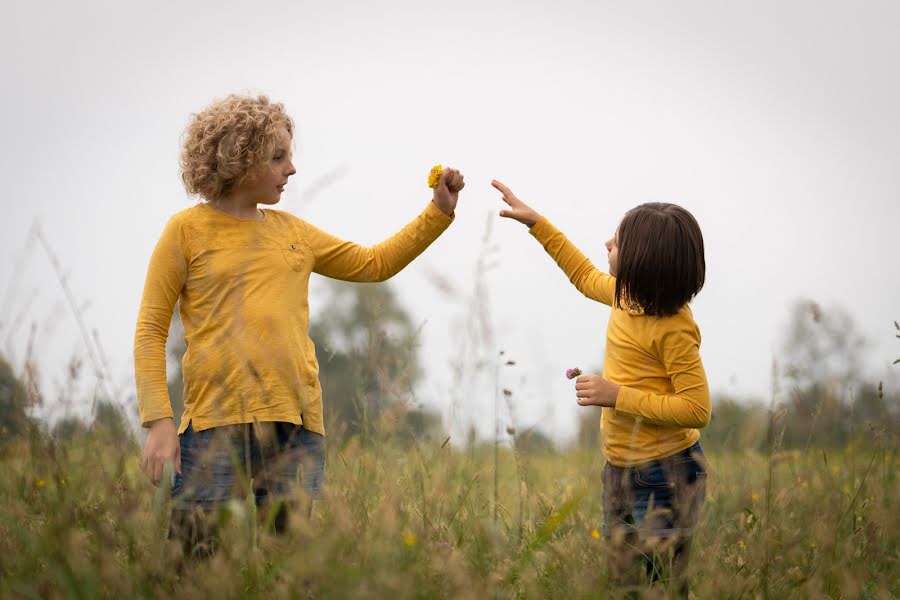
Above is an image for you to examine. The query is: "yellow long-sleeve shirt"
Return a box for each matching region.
[135,201,453,435]
[530,218,711,467]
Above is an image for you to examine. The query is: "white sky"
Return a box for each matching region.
[2,0,898,444]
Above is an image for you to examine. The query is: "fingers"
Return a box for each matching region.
[491,179,513,196]
[151,459,163,487]
[175,446,182,476]
[441,168,465,193]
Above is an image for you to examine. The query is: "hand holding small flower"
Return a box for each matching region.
[574,374,620,408]
[430,164,465,216]
[565,367,582,380]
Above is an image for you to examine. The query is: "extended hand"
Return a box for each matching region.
[432,167,465,216]
[574,374,621,408]
[140,417,181,486]
[492,180,541,227]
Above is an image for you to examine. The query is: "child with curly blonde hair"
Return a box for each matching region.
[492,179,709,598]
[134,94,464,560]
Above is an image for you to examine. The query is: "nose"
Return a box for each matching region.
[605,238,613,252]
[286,159,297,177]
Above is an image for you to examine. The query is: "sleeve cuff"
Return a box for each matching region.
[427,200,456,223]
[140,408,174,429]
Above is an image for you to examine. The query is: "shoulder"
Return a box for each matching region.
[649,304,701,350]
[263,208,308,230]
[164,204,208,230]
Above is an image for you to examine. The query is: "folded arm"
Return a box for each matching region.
[614,324,711,429]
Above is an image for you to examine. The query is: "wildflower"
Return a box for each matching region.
[35,479,46,488]
[427,164,442,188]
[751,493,760,502]
[591,529,600,539]
[565,367,582,380]
[506,426,516,436]
[831,465,841,474]
[403,532,417,546]
[737,539,746,551]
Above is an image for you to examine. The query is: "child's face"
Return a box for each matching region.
[240,127,296,205]
[605,229,619,276]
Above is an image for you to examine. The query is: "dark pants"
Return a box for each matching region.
[601,441,708,598]
[169,420,325,561]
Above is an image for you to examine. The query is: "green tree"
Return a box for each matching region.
[310,280,435,442]
[779,300,896,447]
[161,283,440,442]
[0,354,34,439]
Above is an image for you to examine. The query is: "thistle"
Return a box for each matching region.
[565,367,582,380]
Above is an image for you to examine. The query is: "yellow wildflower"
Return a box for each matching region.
[831,465,840,474]
[403,532,417,546]
[35,479,46,488]
[751,493,760,502]
[591,529,600,539]
[737,539,746,551]
[427,164,443,188]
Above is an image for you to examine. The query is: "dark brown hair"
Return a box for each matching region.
[614,203,705,317]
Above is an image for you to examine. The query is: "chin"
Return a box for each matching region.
[260,197,281,206]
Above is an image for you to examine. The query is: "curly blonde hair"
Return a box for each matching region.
[180,94,294,201]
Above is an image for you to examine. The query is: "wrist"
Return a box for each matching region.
[148,417,175,430]
[431,197,454,217]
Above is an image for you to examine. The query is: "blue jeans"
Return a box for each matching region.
[172,420,325,509]
[168,420,325,560]
[601,441,708,597]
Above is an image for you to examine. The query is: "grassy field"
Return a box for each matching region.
[0,423,897,599]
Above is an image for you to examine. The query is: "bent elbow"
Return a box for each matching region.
[692,404,712,429]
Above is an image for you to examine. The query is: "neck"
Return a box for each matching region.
[209,193,262,221]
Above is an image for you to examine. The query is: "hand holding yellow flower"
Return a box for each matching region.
[428,164,464,217]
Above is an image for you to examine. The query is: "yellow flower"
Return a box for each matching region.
[35,479,46,488]
[737,539,746,551]
[403,532,417,546]
[751,493,760,502]
[831,465,840,474]
[427,164,443,188]
[591,529,600,539]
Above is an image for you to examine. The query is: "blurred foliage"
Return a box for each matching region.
[0,354,34,440]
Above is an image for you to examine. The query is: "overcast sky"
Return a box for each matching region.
[2,0,898,444]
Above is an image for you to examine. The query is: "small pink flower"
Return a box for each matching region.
[565,367,582,380]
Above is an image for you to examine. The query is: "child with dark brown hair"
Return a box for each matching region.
[493,179,709,598]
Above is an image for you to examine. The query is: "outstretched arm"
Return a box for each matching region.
[310,168,464,282]
[492,179,615,306]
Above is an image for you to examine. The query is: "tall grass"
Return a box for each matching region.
[1,420,896,599]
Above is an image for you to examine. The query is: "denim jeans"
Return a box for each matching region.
[601,441,708,597]
[172,420,326,509]
[168,420,325,560]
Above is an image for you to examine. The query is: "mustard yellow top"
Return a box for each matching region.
[529,218,711,467]
[134,201,453,435]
